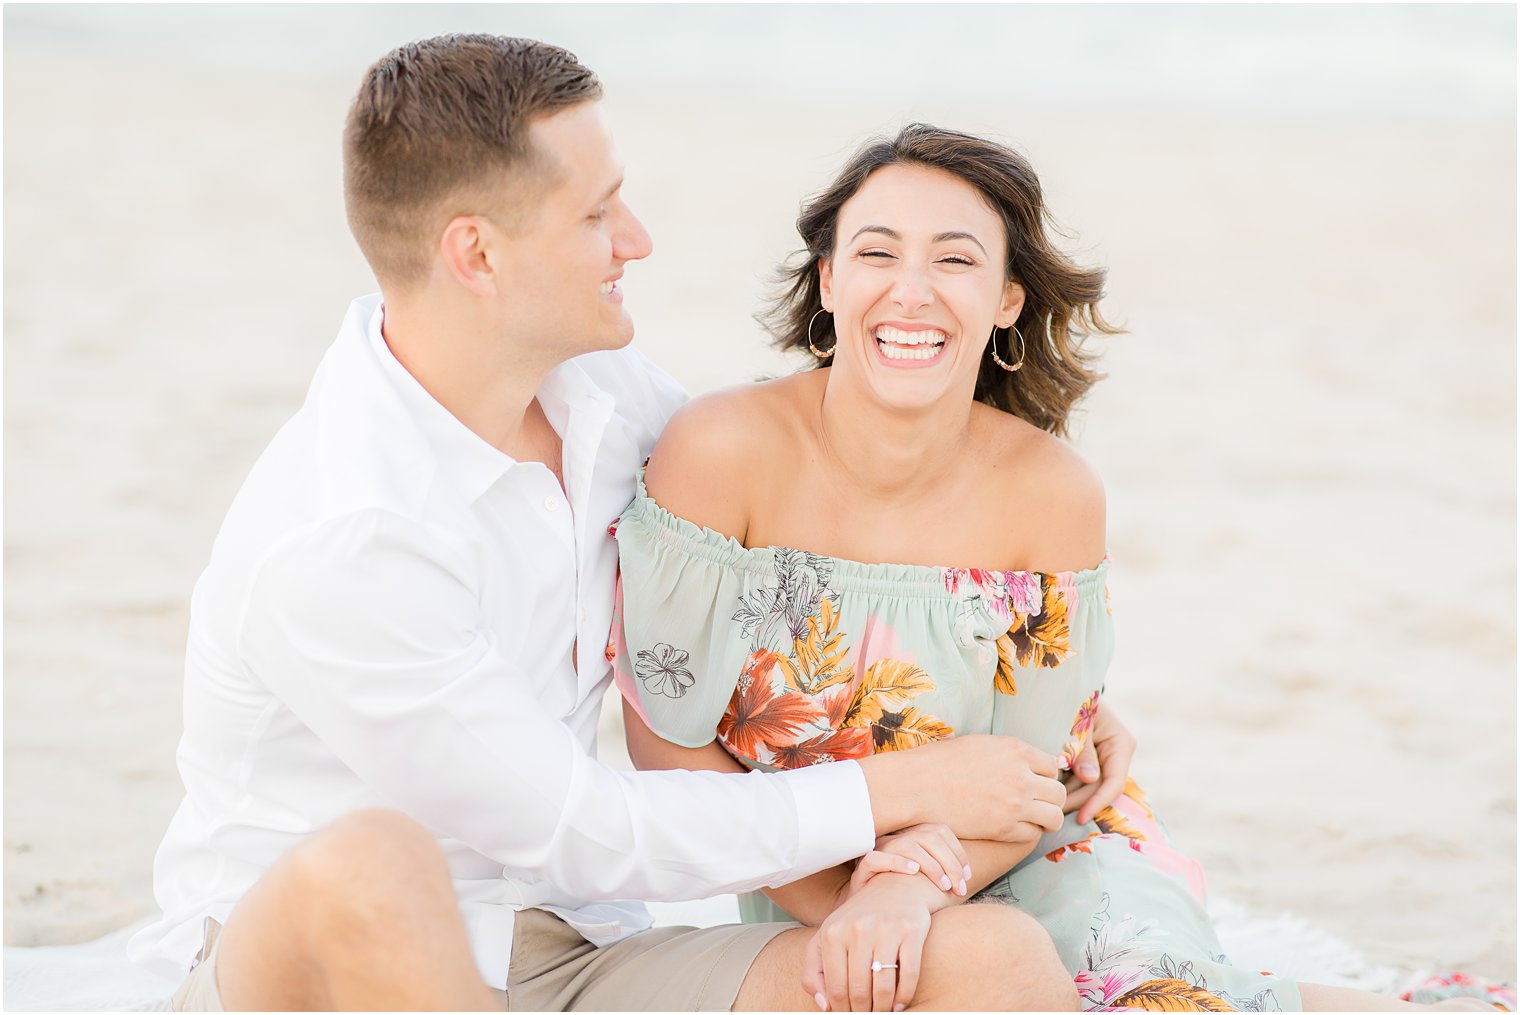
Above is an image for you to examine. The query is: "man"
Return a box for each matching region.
[129,34,1133,1011]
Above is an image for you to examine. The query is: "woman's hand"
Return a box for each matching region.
[802,873,948,1011]
[848,823,971,899]
[1062,700,1137,824]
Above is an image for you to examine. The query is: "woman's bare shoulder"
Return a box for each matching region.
[972,404,1107,572]
[642,374,810,542]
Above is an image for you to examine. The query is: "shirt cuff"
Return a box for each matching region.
[774,760,876,884]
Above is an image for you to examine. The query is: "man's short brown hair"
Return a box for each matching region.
[343,34,602,287]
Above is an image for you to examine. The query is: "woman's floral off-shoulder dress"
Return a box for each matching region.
[609,473,1302,1013]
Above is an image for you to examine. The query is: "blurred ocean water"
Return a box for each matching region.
[5,3,1515,121]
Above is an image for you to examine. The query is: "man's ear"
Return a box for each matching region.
[818,257,834,312]
[997,278,1027,328]
[438,215,498,298]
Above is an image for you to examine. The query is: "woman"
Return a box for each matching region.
[607,124,1504,1013]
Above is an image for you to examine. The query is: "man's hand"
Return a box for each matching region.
[857,735,1066,843]
[1062,701,1137,824]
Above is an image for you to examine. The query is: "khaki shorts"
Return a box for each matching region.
[171,909,796,1012]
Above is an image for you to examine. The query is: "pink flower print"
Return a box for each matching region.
[1056,691,1101,768]
[1073,970,1106,1009]
[1006,571,1042,615]
[942,567,1042,621]
[942,567,1001,600]
[1071,691,1100,738]
[1074,966,1149,1009]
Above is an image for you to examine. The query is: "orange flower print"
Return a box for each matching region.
[1093,804,1147,841]
[1044,834,1099,862]
[993,633,1018,696]
[868,705,954,753]
[1108,979,1237,1011]
[824,659,955,754]
[769,727,873,768]
[1008,574,1071,668]
[819,687,854,728]
[775,597,852,697]
[718,651,821,760]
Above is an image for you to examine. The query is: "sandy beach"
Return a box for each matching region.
[4,3,1515,989]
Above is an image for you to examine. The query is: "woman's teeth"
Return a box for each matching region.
[882,344,939,360]
[599,280,618,295]
[874,325,947,361]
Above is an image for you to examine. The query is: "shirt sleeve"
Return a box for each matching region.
[236,508,874,901]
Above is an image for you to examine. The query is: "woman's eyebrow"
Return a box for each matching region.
[934,230,987,255]
[849,225,901,243]
[847,225,987,256]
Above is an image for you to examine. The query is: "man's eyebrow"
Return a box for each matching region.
[598,175,625,204]
[847,225,988,256]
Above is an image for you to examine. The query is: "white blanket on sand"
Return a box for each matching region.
[3,896,1405,1012]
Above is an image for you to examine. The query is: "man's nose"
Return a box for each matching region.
[614,207,654,262]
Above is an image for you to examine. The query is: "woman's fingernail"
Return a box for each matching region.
[939,874,953,891]
[962,864,973,880]
[1080,764,1099,779]
[957,879,968,896]
[895,1006,907,1012]
[906,861,920,873]
[815,992,828,1011]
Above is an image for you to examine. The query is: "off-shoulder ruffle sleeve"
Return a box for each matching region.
[609,477,769,749]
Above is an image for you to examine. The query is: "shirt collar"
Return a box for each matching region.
[362,298,518,506]
[539,352,612,423]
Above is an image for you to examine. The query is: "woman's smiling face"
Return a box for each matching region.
[819,163,1025,412]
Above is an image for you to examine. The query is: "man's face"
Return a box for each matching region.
[493,101,652,358]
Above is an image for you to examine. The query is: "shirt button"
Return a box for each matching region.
[543,496,559,512]
[579,609,588,624]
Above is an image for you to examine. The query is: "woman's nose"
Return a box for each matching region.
[889,268,933,313]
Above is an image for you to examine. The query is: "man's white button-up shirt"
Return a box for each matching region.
[129,295,875,988]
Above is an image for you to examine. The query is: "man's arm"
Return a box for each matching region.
[238,508,876,904]
[625,697,880,925]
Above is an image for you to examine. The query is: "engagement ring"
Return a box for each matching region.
[871,960,899,973]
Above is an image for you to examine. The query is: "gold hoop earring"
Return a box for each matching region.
[990,324,1025,372]
[807,308,836,359]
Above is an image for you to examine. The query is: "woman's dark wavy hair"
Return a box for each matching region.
[761,123,1120,437]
